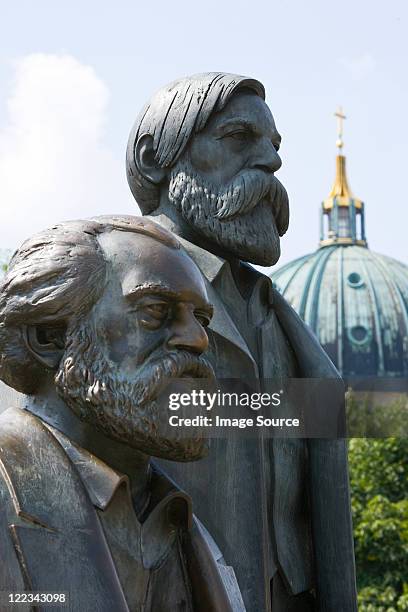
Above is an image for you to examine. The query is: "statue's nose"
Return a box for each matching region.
[167,306,209,355]
[252,137,282,174]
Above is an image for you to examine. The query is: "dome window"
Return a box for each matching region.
[347,272,364,288]
[348,325,370,345]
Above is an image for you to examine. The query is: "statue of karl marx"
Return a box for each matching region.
[0,215,245,611]
[126,73,357,612]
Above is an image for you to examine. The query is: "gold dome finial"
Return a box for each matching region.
[334,106,346,152]
[320,107,367,249]
[327,106,353,200]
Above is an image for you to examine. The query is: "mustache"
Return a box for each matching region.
[81,348,216,407]
[214,169,289,236]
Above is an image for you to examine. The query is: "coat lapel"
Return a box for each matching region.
[0,407,129,612]
[183,517,246,612]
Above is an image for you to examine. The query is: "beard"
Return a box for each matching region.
[55,320,215,461]
[168,158,290,266]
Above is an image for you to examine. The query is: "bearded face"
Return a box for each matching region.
[168,158,289,266]
[55,318,215,462]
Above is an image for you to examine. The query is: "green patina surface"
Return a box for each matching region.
[271,245,408,378]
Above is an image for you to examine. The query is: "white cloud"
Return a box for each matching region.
[339,53,376,81]
[0,53,136,249]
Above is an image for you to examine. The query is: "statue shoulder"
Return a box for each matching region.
[0,406,52,452]
[0,407,75,513]
[0,409,45,592]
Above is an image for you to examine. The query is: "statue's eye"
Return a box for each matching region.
[135,301,171,330]
[225,130,248,142]
[273,141,280,152]
[143,303,169,319]
[194,311,211,328]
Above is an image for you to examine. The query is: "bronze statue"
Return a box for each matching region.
[127,73,358,611]
[0,215,245,611]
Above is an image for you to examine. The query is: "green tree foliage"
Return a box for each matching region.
[0,249,11,276]
[346,391,407,437]
[349,434,408,610]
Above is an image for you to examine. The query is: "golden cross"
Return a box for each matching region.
[334,106,346,151]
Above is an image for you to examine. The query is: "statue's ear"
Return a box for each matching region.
[135,134,167,184]
[23,325,66,369]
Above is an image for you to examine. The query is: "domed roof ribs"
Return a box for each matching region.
[359,250,385,375]
[273,252,314,295]
[383,257,408,313]
[336,247,345,374]
[369,251,408,376]
[298,251,326,321]
[308,246,336,333]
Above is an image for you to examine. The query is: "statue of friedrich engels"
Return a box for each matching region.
[126,73,357,612]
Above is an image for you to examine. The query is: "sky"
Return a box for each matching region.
[0,0,407,270]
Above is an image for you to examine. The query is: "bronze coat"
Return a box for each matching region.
[0,407,243,612]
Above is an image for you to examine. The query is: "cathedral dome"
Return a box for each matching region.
[272,245,408,377]
[271,109,408,377]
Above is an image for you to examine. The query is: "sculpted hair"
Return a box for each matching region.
[126,72,265,214]
[0,215,179,394]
